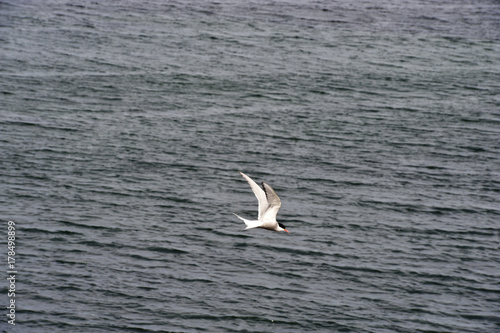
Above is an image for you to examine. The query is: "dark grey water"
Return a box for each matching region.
[1,0,500,332]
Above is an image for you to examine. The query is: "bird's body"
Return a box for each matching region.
[235,171,289,233]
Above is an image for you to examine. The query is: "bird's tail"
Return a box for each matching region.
[233,213,261,230]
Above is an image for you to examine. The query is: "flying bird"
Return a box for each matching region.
[234,171,289,233]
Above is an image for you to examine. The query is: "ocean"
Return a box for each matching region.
[1,0,499,332]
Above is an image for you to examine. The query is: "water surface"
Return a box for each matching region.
[1,0,499,332]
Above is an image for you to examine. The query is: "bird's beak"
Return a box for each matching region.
[284,229,289,233]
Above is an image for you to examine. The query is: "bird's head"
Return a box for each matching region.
[278,222,289,233]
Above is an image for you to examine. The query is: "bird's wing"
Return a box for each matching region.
[239,171,268,220]
[261,182,281,221]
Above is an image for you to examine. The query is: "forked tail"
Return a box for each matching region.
[233,213,261,230]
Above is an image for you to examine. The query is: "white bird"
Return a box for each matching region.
[234,171,289,233]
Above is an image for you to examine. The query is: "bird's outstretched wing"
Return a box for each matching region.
[239,171,268,220]
[261,182,281,221]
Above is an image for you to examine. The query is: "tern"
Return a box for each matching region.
[234,171,289,233]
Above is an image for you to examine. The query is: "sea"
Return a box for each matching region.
[1,0,499,332]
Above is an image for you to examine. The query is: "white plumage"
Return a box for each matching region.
[234,171,289,233]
